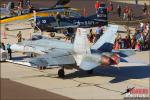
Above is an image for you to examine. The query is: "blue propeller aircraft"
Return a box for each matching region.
[34,3,108,33]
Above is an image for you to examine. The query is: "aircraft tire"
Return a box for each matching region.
[58,68,65,78]
[87,69,93,74]
[50,32,55,37]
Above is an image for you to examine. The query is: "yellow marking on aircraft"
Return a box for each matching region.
[0,7,80,24]
[0,12,50,24]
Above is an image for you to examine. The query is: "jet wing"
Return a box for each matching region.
[79,55,100,71]
[27,49,76,68]
[80,60,99,71]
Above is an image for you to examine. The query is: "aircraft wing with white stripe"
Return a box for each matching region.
[27,49,76,68]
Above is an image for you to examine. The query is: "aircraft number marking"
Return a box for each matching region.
[42,20,47,23]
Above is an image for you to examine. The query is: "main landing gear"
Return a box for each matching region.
[87,69,94,74]
[57,67,94,78]
[49,32,55,37]
[58,67,65,78]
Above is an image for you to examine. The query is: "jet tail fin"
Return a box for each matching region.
[73,28,91,54]
[91,25,118,52]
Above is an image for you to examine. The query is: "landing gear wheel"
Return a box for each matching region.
[50,32,55,37]
[58,68,65,78]
[5,27,9,31]
[87,69,93,74]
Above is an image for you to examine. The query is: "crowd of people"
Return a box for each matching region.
[95,0,150,21]
[2,0,33,16]
[85,20,150,51]
[119,3,149,21]
[87,22,150,51]
[113,22,150,51]
[87,25,104,44]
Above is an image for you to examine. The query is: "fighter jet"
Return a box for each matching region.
[10,25,137,78]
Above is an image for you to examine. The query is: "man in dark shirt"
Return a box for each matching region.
[7,43,12,60]
[117,4,121,17]
[56,12,62,27]
[143,3,147,15]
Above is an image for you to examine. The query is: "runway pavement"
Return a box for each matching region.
[1,78,72,100]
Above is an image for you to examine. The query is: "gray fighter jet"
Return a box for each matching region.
[10,25,137,78]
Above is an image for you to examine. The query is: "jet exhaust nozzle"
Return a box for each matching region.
[101,53,120,66]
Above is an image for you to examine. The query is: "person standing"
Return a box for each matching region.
[17,2,23,16]
[18,0,24,8]
[88,29,95,43]
[25,0,31,7]
[114,33,122,49]
[114,39,121,50]
[123,6,129,20]
[135,0,138,4]
[56,12,62,27]
[17,31,22,43]
[143,3,147,15]
[29,4,34,13]
[128,8,133,21]
[117,4,121,17]
[1,43,6,50]
[145,31,150,50]
[10,2,15,10]
[95,0,100,12]
[109,1,113,11]
[7,43,12,60]
[131,35,136,49]
[94,26,103,43]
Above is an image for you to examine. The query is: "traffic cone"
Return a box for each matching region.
[30,33,31,39]
[3,31,7,39]
[83,8,87,17]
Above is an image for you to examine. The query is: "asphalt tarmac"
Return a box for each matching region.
[1,78,72,100]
